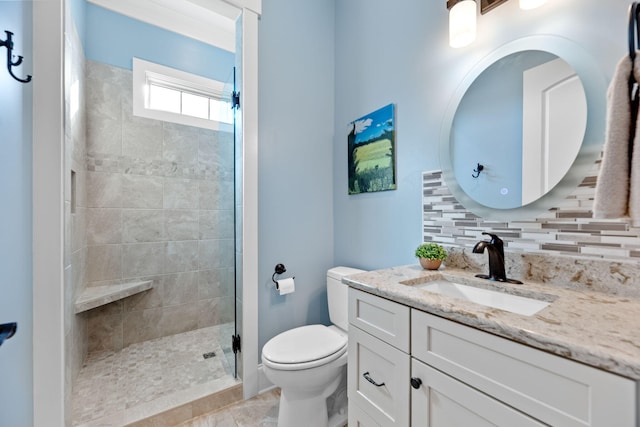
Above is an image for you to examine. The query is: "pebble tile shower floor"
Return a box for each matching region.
[72,324,239,426]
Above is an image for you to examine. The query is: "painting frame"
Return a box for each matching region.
[347,103,397,195]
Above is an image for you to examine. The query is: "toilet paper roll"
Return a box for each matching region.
[276,277,295,295]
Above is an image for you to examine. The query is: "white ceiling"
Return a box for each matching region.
[88,0,240,52]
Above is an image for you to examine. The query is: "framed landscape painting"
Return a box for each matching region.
[347,103,397,194]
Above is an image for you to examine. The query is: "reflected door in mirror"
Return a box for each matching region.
[522,58,587,205]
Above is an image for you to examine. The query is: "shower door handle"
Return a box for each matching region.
[0,322,17,347]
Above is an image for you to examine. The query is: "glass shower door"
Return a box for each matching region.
[221,67,240,379]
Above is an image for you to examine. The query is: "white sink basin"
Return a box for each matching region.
[417,279,550,316]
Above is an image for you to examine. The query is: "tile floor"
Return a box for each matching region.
[72,323,239,426]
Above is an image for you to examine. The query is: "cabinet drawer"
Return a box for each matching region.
[411,358,545,426]
[349,288,410,352]
[348,325,410,427]
[349,401,385,427]
[411,310,636,427]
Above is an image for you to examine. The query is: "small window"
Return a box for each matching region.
[149,84,181,114]
[133,58,233,130]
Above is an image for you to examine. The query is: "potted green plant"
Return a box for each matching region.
[415,242,447,270]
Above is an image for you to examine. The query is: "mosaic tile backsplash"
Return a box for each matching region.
[422,167,640,298]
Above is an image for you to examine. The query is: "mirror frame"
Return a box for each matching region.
[439,35,607,220]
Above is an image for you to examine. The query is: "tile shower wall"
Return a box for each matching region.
[422,164,640,298]
[84,60,234,352]
[64,12,88,403]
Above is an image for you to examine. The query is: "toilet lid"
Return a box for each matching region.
[262,324,347,364]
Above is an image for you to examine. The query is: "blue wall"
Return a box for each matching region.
[258,0,336,356]
[332,0,626,270]
[85,3,233,81]
[0,2,33,425]
[70,0,86,43]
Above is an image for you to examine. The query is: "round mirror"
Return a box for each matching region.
[440,36,607,220]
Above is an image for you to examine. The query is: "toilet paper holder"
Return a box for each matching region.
[272,263,294,286]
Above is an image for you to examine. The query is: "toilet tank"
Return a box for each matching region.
[327,266,366,331]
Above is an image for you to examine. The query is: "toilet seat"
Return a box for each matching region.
[262,324,348,371]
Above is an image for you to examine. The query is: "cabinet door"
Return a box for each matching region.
[412,310,637,426]
[411,358,545,427]
[348,325,410,427]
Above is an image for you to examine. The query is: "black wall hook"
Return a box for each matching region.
[472,163,484,178]
[0,322,17,347]
[1,30,32,83]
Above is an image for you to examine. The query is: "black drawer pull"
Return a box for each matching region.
[363,371,385,387]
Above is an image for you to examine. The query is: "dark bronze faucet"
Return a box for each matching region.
[472,232,522,284]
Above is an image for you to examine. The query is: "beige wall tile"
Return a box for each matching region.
[163,123,199,166]
[122,242,165,278]
[197,297,234,328]
[87,245,122,282]
[87,172,122,208]
[122,175,163,209]
[87,301,124,353]
[163,271,198,306]
[123,307,163,347]
[198,239,234,270]
[165,241,199,273]
[122,209,165,243]
[164,178,199,209]
[87,208,122,245]
[165,210,198,241]
[87,116,122,155]
[198,268,234,300]
[122,120,163,160]
[159,303,199,336]
[199,210,234,240]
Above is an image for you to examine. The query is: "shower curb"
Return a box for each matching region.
[125,383,243,427]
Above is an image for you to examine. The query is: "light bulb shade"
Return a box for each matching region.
[449,0,477,48]
[519,0,546,10]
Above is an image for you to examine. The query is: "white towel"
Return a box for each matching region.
[594,55,637,221]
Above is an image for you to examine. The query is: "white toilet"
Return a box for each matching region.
[261,266,365,427]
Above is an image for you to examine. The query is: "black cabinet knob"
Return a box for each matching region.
[410,377,422,389]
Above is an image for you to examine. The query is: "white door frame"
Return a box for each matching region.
[32,1,260,424]
[237,8,260,400]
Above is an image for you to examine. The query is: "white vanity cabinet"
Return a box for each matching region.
[348,288,638,427]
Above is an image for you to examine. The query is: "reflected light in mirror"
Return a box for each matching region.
[519,0,547,10]
[450,0,477,48]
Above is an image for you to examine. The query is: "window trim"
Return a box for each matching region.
[133,57,229,130]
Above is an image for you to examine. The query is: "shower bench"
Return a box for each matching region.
[74,280,153,314]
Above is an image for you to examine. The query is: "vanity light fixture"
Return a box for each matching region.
[519,0,546,10]
[447,0,477,48]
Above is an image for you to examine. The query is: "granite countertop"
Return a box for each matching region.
[343,264,640,381]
